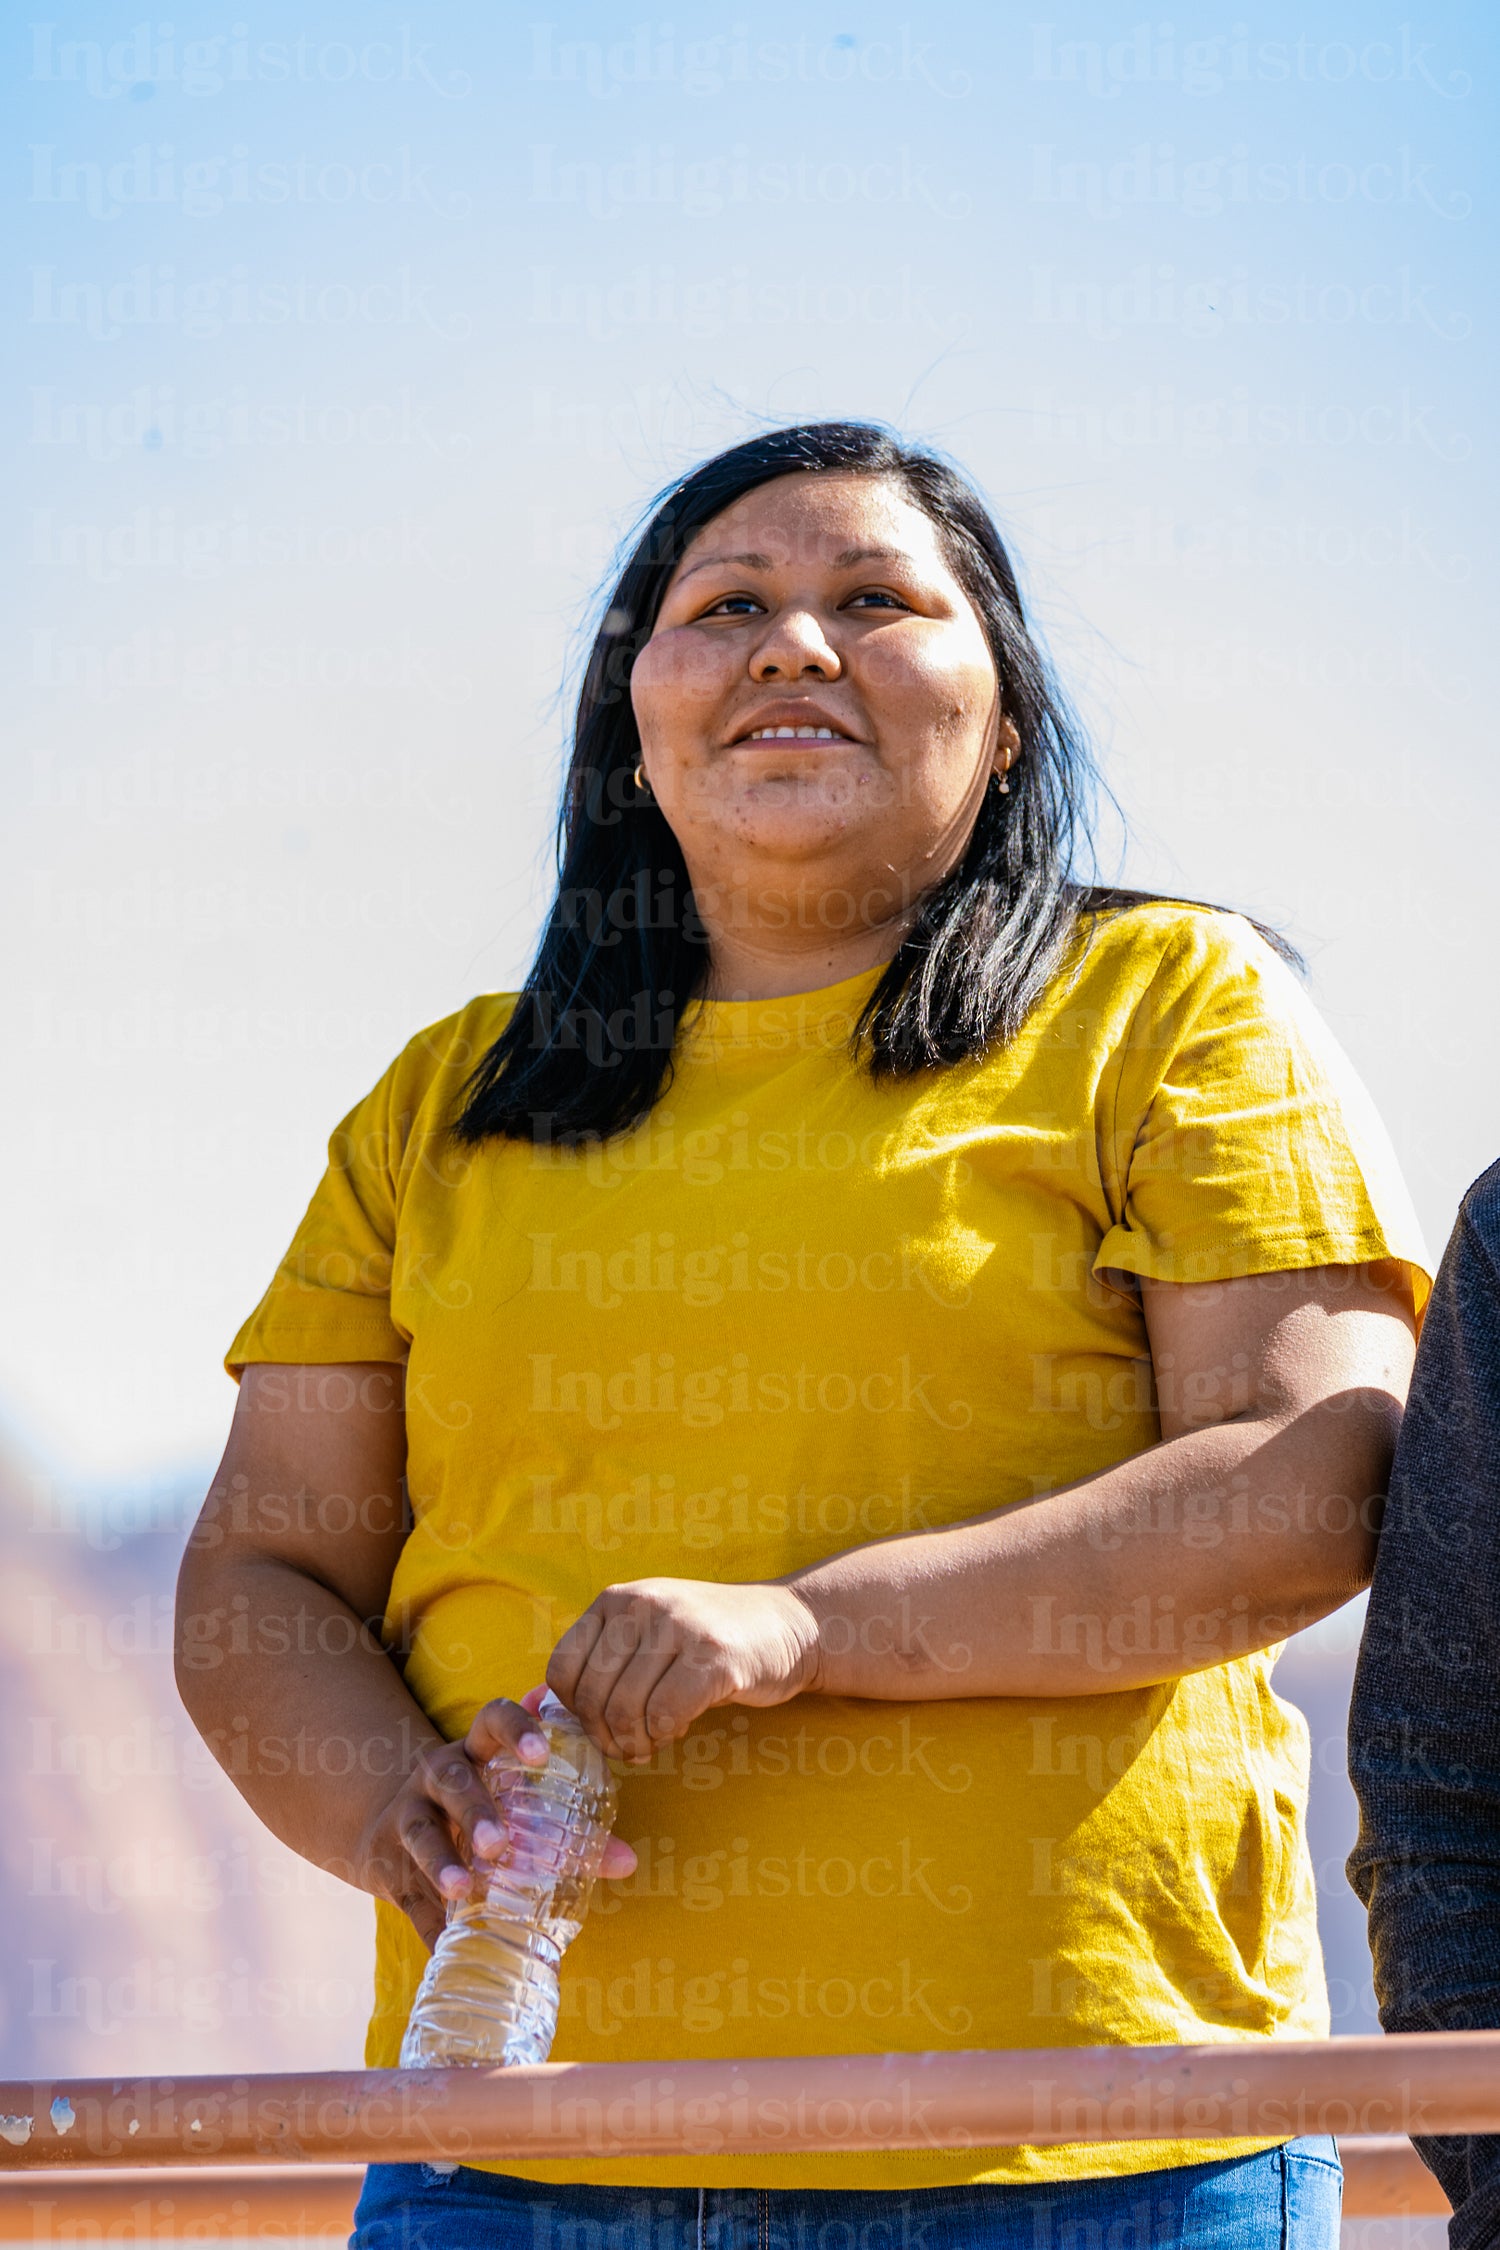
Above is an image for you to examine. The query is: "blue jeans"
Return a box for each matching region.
[350,2140,1342,2250]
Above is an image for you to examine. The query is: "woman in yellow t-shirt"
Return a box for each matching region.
[177,423,1426,2250]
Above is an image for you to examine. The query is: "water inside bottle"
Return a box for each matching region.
[398,1696,618,2069]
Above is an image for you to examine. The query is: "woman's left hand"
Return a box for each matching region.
[546,1578,823,1764]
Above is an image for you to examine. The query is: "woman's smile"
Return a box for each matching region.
[739,728,857,744]
[726,697,866,748]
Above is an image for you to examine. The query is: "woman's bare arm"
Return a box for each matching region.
[173,1362,634,1948]
[547,1265,1418,1760]
[784,1261,1415,1698]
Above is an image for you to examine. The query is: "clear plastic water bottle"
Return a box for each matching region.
[399,1691,619,2069]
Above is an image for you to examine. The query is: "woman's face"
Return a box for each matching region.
[630,472,1016,952]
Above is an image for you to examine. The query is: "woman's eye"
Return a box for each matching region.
[695,588,910,621]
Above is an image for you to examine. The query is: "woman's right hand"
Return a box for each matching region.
[356,1687,638,1950]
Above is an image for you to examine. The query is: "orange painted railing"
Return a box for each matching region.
[0,2145,1455,2232]
[2,2039,1482,2228]
[0,2163,360,2240]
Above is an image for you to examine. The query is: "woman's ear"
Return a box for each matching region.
[994,713,1021,781]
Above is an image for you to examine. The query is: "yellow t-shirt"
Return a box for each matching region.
[229,903,1428,2189]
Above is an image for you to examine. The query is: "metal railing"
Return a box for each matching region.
[4,2037,1485,2229]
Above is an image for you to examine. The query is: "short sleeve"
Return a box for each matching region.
[226,1055,411,1374]
[1093,915,1431,1317]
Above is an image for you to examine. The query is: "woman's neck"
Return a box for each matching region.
[699,920,907,1003]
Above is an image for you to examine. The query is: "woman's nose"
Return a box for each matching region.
[750,609,842,681]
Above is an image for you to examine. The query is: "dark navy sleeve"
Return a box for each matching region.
[1348,1158,1500,2250]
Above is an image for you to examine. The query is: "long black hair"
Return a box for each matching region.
[457,422,1291,1146]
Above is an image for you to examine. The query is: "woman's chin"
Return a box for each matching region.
[713,761,889,836]
[717,801,880,866]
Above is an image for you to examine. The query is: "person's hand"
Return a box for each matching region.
[546,1578,822,1763]
[355,1685,638,1949]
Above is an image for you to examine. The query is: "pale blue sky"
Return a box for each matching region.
[7,0,1495,1475]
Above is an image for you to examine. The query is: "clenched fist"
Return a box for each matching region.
[546,1578,824,1763]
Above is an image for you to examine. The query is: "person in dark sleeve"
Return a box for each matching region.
[1348,1158,1500,2249]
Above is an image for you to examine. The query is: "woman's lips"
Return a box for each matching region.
[734,725,859,744]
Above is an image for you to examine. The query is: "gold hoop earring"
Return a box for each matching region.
[633,761,651,796]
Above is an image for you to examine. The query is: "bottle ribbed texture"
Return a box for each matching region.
[399,1694,618,2068]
